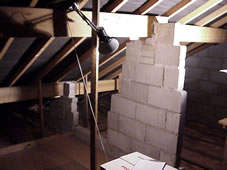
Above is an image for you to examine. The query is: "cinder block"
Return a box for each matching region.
[119,116,146,142]
[140,56,155,65]
[121,80,149,104]
[146,126,178,154]
[164,66,185,90]
[155,44,186,67]
[73,111,79,126]
[126,41,141,62]
[107,144,127,159]
[185,67,209,80]
[108,111,119,131]
[210,72,227,84]
[199,81,218,94]
[135,64,163,86]
[185,56,200,67]
[166,112,181,134]
[153,23,175,45]
[136,103,166,129]
[111,94,136,119]
[184,78,199,90]
[200,57,221,70]
[122,61,137,80]
[64,82,76,98]
[131,140,160,160]
[148,86,187,113]
[160,151,176,167]
[141,44,155,58]
[108,129,131,153]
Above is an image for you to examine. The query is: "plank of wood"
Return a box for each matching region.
[6,38,54,86]
[177,0,223,24]
[99,56,125,79]
[76,79,119,95]
[34,37,86,81]
[134,0,163,15]
[174,24,227,44]
[76,40,128,82]
[0,82,64,104]
[187,43,203,52]
[163,0,196,18]
[210,15,227,27]
[195,4,227,26]
[105,68,122,80]
[0,38,14,60]
[0,7,150,38]
[104,0,128,12]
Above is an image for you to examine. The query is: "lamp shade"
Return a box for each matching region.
[99,38,119,55]
[97,27,119,55]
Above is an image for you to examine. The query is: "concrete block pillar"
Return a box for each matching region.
[46,82,79,131]
[107,23,187,166]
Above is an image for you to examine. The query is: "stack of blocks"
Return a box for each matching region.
[46,82,79,131]
[107,24,187,166]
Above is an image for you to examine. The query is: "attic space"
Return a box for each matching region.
[0,0,226,170]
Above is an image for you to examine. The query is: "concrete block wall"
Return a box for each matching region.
[184,43,227,127]
[45,82,79,131]
[107,27,187,166]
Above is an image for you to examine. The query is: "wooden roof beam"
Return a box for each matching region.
[134,0,163,15]
[103,0,128,12]
[5,38,54,86]
[0,38,14,61]
[0,7,151,38]
[163,0,197,18]
[177,0,223,24]
[99,56,125,79]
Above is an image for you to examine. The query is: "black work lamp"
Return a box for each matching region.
[70,2,119,55]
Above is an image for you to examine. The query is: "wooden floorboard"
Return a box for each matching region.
[0,133,106,170]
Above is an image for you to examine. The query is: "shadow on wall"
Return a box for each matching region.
[184,43,227,128]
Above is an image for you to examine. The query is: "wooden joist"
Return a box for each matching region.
[177,0,223,24]
[104,0,128,12]
[0,7,151,38]
[174,24,227,44]
[0,79,119,104]
[134,0,163,15]
[105,68,122,80]
[163,0,196,18]
[34,37,86,81]
[0,38,14,60]
[99,56,125,79]
[76,40,128,82]
[6,38,54,86]
[195,4,227,26]
[0,82,64,104]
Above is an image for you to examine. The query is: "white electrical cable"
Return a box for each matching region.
[67,21,109,162]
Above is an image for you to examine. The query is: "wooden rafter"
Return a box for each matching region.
[5,38,54,86]
[0,38,14,61]
[104,0,128,12]
[33,1,88,81]
[99,56,125,79]
[105,68,122,80]
[59,1,160,82]
[187,15,227,52]
[177,0,223,24]
[163,0,197,18]
[187,44,212,57]
[195,4,227,26]
[0,7,150,38]
[0,79,119,104]
[34,37,86,81]
[0,0,40,61]
[76,40,128,82]
[134,0,163,15]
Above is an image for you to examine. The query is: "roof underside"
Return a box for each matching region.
[0,0,226,87]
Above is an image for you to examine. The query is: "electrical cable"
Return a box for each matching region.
[66,17,109,162]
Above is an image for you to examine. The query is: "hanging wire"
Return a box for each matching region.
[66,16,109,162]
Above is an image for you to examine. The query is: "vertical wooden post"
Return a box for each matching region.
[84,75,89,127]
[38,79,44,137]
[91,0,100,170]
